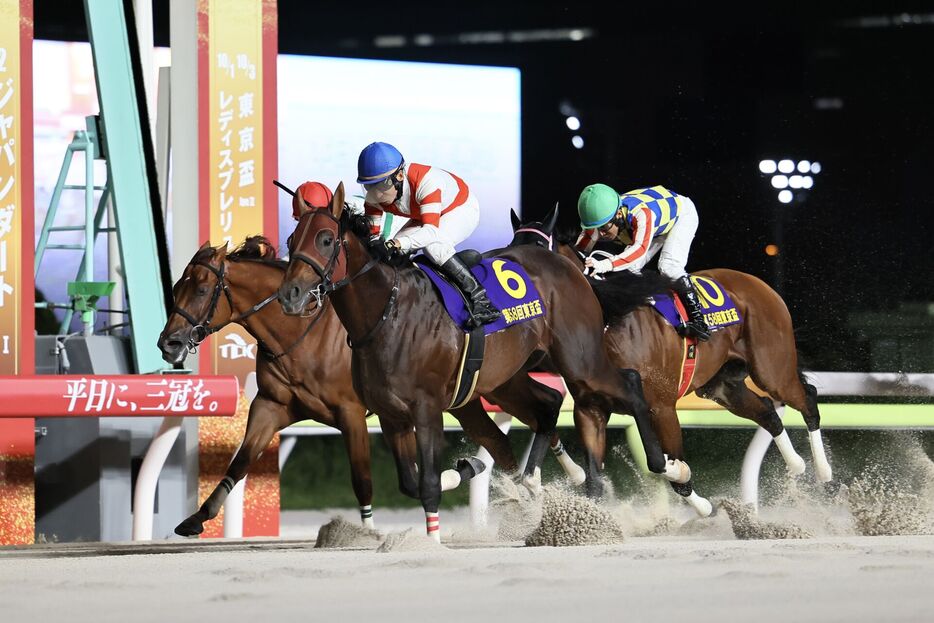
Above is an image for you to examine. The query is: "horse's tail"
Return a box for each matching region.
[587,270,678,324]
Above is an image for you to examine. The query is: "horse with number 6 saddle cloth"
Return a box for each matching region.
[414,251,546,408]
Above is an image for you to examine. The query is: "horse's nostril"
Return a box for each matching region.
[290,285,301,301]
[164,339,184,352]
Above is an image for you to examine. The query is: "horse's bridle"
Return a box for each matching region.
[514,226,555,251]
[171,260,277,353]
[289,208,382,307]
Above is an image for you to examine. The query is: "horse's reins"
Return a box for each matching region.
[172,258,320,358]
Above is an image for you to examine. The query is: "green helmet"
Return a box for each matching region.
[578,183,620,229]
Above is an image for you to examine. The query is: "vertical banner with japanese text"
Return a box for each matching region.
[0,0,34,545]
[198,0,278,537]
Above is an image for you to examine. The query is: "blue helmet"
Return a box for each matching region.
[357,142,404,185]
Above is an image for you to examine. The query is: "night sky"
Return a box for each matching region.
[37,2,934,371]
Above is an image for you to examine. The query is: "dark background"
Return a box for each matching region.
[36,1,934,371]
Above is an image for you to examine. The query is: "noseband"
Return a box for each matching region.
[288,208,382,306]
[171,260,277,352]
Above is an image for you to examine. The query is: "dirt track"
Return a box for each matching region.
[3,508,934,623]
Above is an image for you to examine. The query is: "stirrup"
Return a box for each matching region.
[678,321,710,341]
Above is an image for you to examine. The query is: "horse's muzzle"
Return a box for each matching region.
[157,332,188,365]
[278,282,312,316]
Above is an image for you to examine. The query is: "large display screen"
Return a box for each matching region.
[32,42,521,329]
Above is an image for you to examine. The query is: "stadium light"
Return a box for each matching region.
[571,135,584,149]
[778,189,793,203]
[778,159,795,174]
[565,116,580,131]
[811,162,822,174]
[797,160,811,173]
[759,160,777,174]
[771,175,789,189]
[789,175,804,189]
[802,175,813,189]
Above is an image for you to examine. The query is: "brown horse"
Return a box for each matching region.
[157,236,584,535]
[277,183,667,540]
[510,206,833,515]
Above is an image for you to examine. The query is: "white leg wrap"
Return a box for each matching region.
[662,455,692,484]
[774,430,806,476]
[359,505,374,529]
[808,430,833,482]
[440,469,461,492]
[426,511,441,542]
[685,491,713,517]
[552,443,587,486]
[362,517,375,529]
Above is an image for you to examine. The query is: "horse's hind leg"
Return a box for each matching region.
[485,374,563,491]
[748,365,832,482]
[176,396,287,537]
[450,398,518,471]
[697,361,807,477]
[652,404,713,517]
[336,406,375,527]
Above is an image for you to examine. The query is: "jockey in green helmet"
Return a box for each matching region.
[576,182,710,341]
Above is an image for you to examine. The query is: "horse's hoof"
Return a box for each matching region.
[685,492,713,518]
[455,456,487,479]
[440,469,461,492]
[814,461,833,483]
[567,463,587,487]
[175,515,205,537]
[786,456,807,477]
[662,457,692,484]
[521,466,543,495]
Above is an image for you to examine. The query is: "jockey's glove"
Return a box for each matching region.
[585,256,614,275]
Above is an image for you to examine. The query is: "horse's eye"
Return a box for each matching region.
[315,230,334,254]
[196,286,209,296]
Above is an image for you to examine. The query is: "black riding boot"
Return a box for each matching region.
[675,275,711,341]
[439,256,502,327]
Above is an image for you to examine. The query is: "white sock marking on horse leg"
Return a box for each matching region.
[425,511,441,542]
[808,429,833,482]
[440,469,461,492]
[774,430,806,475]
[685,491,713,517]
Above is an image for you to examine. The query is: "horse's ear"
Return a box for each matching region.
[544,202,559,233]
[198,241,211,251]
[331,182,345,219]
[292,188,309,219]
[215,242,228,262]
[510,208,521,231]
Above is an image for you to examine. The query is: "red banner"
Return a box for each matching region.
[0,375,240,417]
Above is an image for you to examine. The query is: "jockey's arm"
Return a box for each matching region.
[393,198,442,252]
[364,202,384,238]
[606,207,655,271]
[575,228,600,254]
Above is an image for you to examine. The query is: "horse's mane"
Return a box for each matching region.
[549,226,676,322]
[228,235,287,267]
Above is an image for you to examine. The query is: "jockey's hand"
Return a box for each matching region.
[383,238,409,266]
[584,256,614,276]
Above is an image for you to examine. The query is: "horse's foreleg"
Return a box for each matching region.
[414,413,445,542]
[801,383,832,482]
[337,406,375,528]
[613,369,666,474]
[380,419,420,500]
[175,396,287,537]
[653,404,713,517]
[572,403,607,498]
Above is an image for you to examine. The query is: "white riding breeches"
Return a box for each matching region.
[394,194,480,265]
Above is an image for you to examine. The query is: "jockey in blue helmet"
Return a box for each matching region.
[356,141,500,327]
